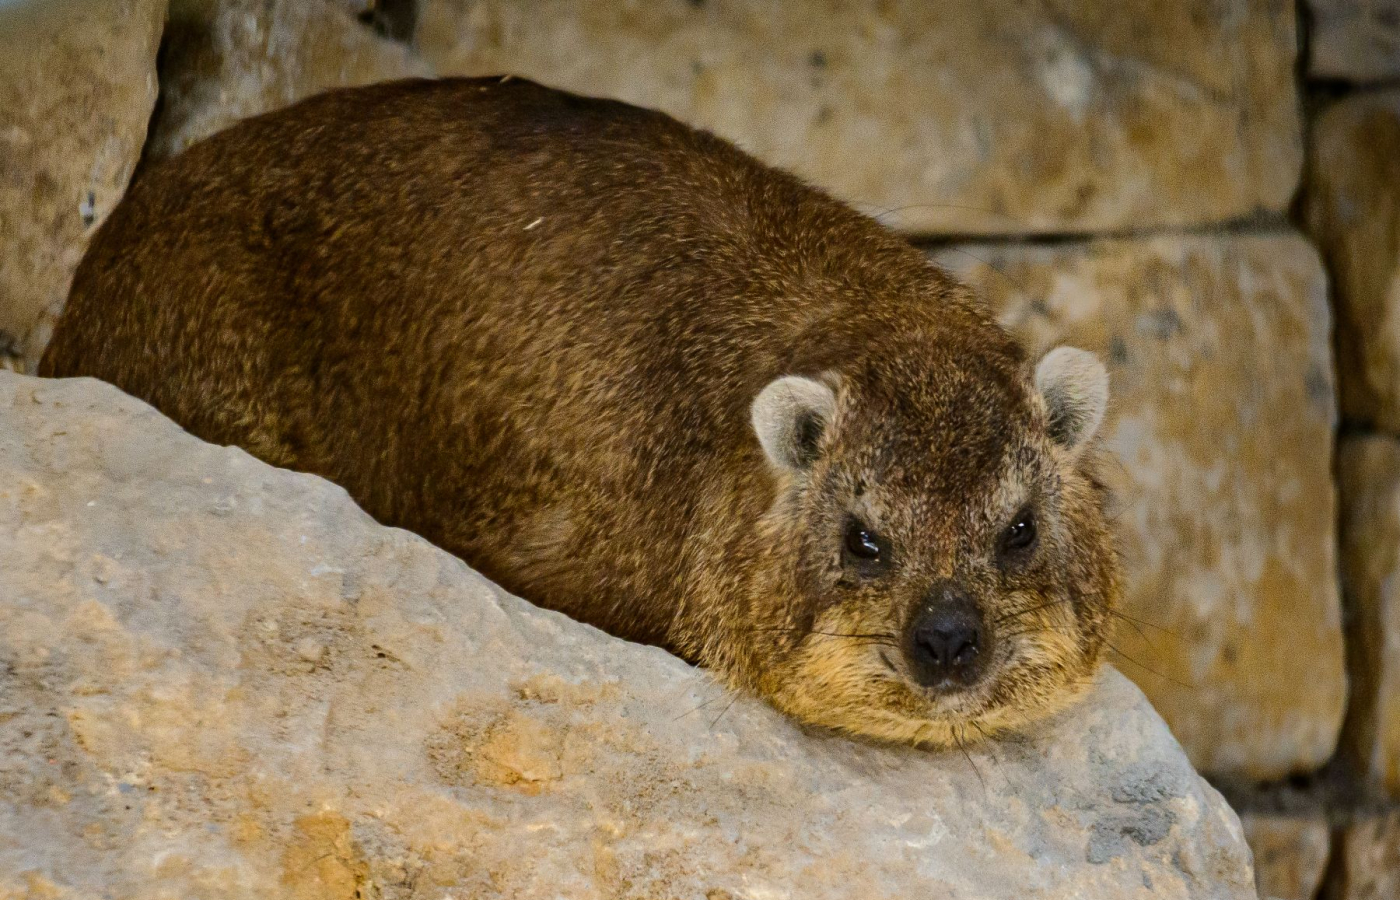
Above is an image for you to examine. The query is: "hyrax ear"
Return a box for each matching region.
[1034,346,1109,454]
[751,375,837,472]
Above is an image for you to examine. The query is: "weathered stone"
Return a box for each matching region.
[1305,90,1400,433]
[1239,810,1332,900]
[1328,812,1400,899]
[146,0,431,160]
[1338,435,1400,793]
[0,0,165,370]
[931,233,1344,780]
[0,371,1257,898]
[414,0,1301,236]
[1307,0,1400,81]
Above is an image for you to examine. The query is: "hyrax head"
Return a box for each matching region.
[746,331,1119,748]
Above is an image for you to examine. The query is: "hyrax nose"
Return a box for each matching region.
[907,586,986,689]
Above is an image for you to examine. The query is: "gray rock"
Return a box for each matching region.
[0,372,1257,898]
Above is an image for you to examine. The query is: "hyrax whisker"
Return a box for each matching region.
[809,630,899,641]
[749,627,899,645]
[976,721,1031,747]
[1108,611,1157,650]
[954,726,987,795]
[1108,609,1179,638]
[993,598,1072,625]
[1103,640,1194,690]
[1002,625,1081,639]
[709,696,740,730]
[672,694,726,722]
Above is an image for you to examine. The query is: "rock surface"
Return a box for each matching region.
[0,0,166,370]
[0,371,1258,898]
[1338,435,1400,793]
[1307,0,1400,81]
[1328,811,1400,899]
[1305,89,1400,433]
[1239,810,1332,900]
[931,232,1345,780]
[146,0,431,160]
[414,0,1301,236]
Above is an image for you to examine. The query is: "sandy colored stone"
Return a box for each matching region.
[146,0,431,161]
[1338,435,1400,793]
[1328,812,1400,899]
[0,371,1258,898]
[932,232,1344,780]
[1307,0,1400,81]
[414,0,1301,236]
[0,0,165,370]
[1239,810,1332,900]
[1306,90,1400,433]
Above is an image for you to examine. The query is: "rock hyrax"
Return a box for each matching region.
[41,78,1120,747]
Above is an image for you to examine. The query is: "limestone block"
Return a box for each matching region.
[932,232,1345,780]
[1307,0,1400,81]
[414,0,1302,236]
[1338,435,1400,792]
[0,0,165,369]
[146,0,431,160]
[1305,90,1400,433]
[1239,810,1333,900]
[1328,812,1400,899]
[0,372,1257,898]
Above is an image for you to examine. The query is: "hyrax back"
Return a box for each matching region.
[41,78,1120,746]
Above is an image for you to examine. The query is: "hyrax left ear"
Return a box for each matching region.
[751,375,837,472]
[1034,346,1109,453]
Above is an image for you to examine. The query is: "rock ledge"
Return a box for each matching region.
[0,373,1256,899]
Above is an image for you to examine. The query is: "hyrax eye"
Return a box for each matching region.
[999,508,1038,556]
[843,518,885,563]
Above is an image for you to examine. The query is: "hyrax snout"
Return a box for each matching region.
[907,582,987,690]
[40,77,1121,748]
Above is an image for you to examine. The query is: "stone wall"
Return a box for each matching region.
[1301,3,1400,897]
[4,0,1400,896]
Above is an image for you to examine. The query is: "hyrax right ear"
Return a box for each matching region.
[751,375,837,472]
[1034,346,1109,455]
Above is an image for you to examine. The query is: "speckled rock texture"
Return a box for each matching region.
[0,0,165,370]
[1239,810,1332,900]
[145,0,431,160]
[1305,89,1400,433]
[1307,0,1400,81]
[413,0,1302,236]
[1328,811,1400,899]
[1339,435,1400,794]
[0,372,1257,899]
[931,233,1345,781]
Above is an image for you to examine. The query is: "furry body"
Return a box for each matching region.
[41,78,1120,745]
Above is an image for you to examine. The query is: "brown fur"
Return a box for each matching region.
[40,77,1120,746]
